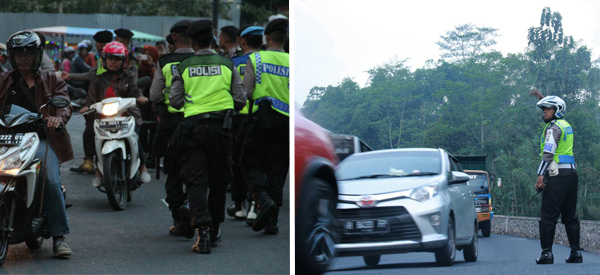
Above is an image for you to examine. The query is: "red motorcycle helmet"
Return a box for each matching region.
[102,41,128,72]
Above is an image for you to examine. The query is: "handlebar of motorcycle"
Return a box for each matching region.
[34,119,64,132]
[81,108,97,116]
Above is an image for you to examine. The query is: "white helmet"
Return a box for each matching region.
[537,96,566,118]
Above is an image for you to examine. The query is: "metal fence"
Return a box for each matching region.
[0,12,236,45]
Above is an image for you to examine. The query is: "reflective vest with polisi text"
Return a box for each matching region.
[248,51,289,116]
[540,119,575,164]
[178,54,234,118]
[231,53,251,115]
[159,53,194,113]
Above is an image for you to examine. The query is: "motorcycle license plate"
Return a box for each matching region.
[99,121,127,129]
[0,133,23,145]
[345,219,389,234]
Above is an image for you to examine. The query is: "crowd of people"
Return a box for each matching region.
[0,16,289,257]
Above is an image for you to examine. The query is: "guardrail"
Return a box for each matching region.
[492,215,600,251]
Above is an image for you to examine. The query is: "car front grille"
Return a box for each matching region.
[336,206,422,244]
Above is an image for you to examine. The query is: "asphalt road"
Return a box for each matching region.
[326,233,600,275]
[0,111,290,274]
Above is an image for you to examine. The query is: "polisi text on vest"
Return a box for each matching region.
[189,65,222,77]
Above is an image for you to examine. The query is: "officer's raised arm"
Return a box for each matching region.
[169,66,185,110]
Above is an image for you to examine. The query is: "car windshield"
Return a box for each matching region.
[336,150,441,180]
[467,173,489,193]
[0,104,36,126]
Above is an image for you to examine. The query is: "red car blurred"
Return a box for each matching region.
[295,108,338,275]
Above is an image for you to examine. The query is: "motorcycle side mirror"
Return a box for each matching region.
[49,96,71,108]
[137,76,151,88]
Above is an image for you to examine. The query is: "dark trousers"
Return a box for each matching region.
[231,115,250,203]
[158,114,186,217]
[241,112,289,207]
[179,120,233,228]
[83,115,95,160]
[541,169,579,225]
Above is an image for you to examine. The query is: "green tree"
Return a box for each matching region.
[437,23,499,62]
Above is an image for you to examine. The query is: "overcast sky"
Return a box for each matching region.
[293,0,600,106]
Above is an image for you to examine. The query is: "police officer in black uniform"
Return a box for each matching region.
[531,90,583,265]
[149,19,195,238]
[240,19,289,235]
[169,19,246,254]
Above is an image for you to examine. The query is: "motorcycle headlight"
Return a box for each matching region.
[102,102,119,116]
[0,136,36,176]
[410,182,439,202]
[0,151,22,176]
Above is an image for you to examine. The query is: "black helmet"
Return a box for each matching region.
[6,31,44,72]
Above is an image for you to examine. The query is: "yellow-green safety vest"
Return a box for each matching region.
[236,61,250,115]
[248,51,289,116]
[178,54,234,118]
[159,53,194,113]
[96,61,106,75]
[540,119,575,164]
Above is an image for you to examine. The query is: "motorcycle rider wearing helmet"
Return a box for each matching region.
[79,41,151,187]
[530,89,582,265]
[0,31,74,257]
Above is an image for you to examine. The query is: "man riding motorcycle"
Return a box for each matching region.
[0,31,74,257]
[79,41,151,187]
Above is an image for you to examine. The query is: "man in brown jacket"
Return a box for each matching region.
[0,31,74,257]
[78,41,151,187]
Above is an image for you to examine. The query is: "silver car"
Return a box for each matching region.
[334,148,478,267]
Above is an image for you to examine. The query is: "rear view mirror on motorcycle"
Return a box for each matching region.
[137,76,151,88]
[49,96,71,109]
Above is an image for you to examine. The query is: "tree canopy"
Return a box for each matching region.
[302,7,600,220]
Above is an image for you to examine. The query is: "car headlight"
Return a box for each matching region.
[410,182,439,202]
[102,102,119,116]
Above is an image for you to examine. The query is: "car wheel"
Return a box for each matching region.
[463,221,478,262]
[481,220,491,237]
[435,217,456,266]
[363,255,380,266]
[296,178,336,275]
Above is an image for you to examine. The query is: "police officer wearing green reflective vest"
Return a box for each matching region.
[531,92,582,265]
[241,18,289,235]
[226,26,264,223]
[169,19,246,254]
[149,19,195,239]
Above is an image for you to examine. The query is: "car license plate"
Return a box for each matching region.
[345,219,389,234]
[99,121,127,129]
[0,133,22,145]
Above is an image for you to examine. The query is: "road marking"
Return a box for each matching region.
[161,199,169,207]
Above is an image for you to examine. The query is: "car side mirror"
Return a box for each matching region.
[49,96,71,108]
[450,171,470,184]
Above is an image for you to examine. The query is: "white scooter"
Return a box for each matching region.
[82,97,142,211]
[0,96,70,265]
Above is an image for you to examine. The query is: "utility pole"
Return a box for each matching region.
[213,0,219,32]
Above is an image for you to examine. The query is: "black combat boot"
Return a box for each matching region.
[191,227,211,254]
[536,220,555,264]
[209,223,222,247]
[169,211,183,237]
[565,223,583,263]
[252,193,277,232]
[179,203,195,239]
[264,207,280,235]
